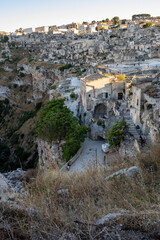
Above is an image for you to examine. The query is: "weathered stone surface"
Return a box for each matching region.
[105,166,139,181]
[96,210,130,225]
[37,139,63,169]
[0,173,14,201]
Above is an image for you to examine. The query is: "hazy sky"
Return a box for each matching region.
[0,0,160,32]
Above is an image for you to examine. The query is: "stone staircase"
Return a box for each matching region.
[121,102,140,140]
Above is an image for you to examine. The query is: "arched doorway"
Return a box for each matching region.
[93,103,107,119]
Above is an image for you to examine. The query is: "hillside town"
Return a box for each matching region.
[0,12,160,239]
[0,14,160,169]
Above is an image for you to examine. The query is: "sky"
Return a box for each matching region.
[0,0,160,32]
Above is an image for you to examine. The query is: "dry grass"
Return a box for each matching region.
[24,143,160,227]
[0,143,160,239]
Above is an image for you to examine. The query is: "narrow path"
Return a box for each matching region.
[69,138,120,173]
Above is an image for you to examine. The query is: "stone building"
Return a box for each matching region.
[80,73,125,139]
[35,26,49,33]
[129,77,160,143]
[80,73,125,112]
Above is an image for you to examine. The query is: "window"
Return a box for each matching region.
[118,93,123,100]
[102,92,108,99]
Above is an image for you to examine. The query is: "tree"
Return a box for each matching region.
[112,16,119,25]
[36,98,88,161]
[106,121,128,148]
[143,22,152,28]
[132,14,151,21]
[0,35,9,43]
[106,18,109,22]
[82,21,88,25]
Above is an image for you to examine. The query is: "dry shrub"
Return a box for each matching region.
[23,168,38,183]
[24,143,160,228]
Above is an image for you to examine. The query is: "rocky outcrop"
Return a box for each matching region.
[0,173,14,201]
[96,210,130,225]
[105,166,139,182]
[119,139,140,158]
[16,63,65,94]
[37,139,64,170]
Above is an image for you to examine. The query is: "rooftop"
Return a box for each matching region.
[82,73,108,82]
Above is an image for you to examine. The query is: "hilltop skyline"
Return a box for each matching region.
[0,0,160,32]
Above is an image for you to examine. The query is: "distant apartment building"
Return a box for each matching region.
[97,23,109,31]
[23,28,35,34]
[67,22,78,30]
[58,25,68,30]
[35,26,49,33]
[70,28,79,34]
[48,25,58,32]
[89,24,97,33]
[78,24,88,33]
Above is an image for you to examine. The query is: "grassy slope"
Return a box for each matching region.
[0,142,159,239]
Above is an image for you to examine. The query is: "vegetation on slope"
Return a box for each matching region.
[106,120,129,148]
[0,142,159,239]
[36,98,88,161]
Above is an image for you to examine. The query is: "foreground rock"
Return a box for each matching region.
[105,166,139,181]
[3,168,25,193]
[0,173,14,201]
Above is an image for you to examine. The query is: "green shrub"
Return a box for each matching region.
[28,58,33,62]
[2,52,6,58]
[0,35,9,43]
[62,125,88,162]
[97,119,103,126]
[35,102,42,111]
[106,120,128,148]
[110,34,117,38]
[70,92,76,99]
[59,64,73,71]
[11,42,15,47]
[97,119,105,128]
[143,22,152,28]
[50,85,56,90]
[147,104,152,110]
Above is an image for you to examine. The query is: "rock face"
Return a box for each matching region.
[3,168,25,193]
[0,173,14,201]
[96,210,130,225]
[37,139,64,169]
[119,139,140,158]
[17,63,64,94]
[105,166,139,181]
